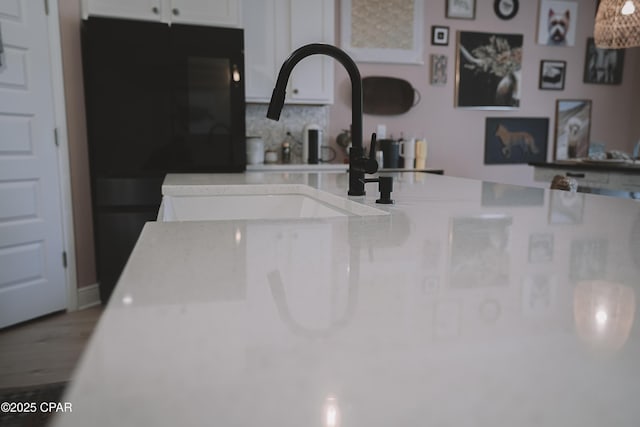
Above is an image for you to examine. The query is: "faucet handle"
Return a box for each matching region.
[369,132,378,159]
[359,132,378,174]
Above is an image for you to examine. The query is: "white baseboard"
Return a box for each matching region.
[77,283,101,310]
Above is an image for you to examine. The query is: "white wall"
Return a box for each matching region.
[329,0,640,187]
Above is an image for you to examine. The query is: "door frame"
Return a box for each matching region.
[47,0,79,311]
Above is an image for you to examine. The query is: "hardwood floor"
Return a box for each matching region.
[0,306,103,388]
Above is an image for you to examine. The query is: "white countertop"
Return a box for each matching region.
[55,172,640,426]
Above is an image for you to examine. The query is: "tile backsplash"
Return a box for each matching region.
[246,103,330,164]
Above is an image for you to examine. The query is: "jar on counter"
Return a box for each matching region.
[264,149,278,164]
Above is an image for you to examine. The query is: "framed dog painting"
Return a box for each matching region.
[537,1,578,47]
[484,117,549,164]
[554,99,592,160]
[583,37,625,84]
[455,31,523,109]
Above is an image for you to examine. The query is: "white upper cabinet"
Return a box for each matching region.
[243,0,334,104]
[82,0,242,27]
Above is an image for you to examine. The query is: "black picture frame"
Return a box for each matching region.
[539,60,566,90]
[484,117,549,164]
[431,26,450,46]
[554,99,592,160]
[494,0,519,20]
[583,37,625,85]
[456,31,523,109]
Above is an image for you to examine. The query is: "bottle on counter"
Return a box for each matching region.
[281,141,291,164]
[415,138,428,169]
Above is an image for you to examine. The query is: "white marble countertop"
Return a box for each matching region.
[55,172,640,426]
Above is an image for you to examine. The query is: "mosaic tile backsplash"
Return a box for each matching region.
[246,103,331,164]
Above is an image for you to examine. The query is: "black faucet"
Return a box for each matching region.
[266,43,378,196]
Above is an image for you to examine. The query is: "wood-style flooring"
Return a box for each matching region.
[0,307,103,388]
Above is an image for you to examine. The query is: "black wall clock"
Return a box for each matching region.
[494,0,519,20]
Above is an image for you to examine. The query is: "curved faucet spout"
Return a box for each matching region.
[267,44,362,151]
[267,43,375,196]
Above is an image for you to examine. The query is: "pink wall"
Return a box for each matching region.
[330,0,640,187]
[58,0,96,288]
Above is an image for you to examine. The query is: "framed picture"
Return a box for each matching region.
[340,0,424,64]
[456,31,523,109]
[583,37,625,84]
[539,60,566,90]
[430,54,448,86]
[446,0,475,19]
[431,26,449,46]
[554,99,592,160]
[448,216,512,288]
[494,0,519,20]
[484,117,549,164]
[537,1,578,46]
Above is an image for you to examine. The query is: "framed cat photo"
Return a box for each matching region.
[484,117,549,164]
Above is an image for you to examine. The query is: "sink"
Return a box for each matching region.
[158,184,388,221]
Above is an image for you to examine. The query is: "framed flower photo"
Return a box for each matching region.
[446,0,475,19]
[539,60,566,90]
[455,31,523,108]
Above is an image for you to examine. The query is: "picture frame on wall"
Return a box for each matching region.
[340,0,424,64]
[583,37,625,84]
[539,60,567,90]
[456,31,523,109]
[446,0,476,19]
[537,0,579,47]
[484,117,549,164]
[554,99,592,160]
[431,26,450,46]
[430,54,448,86]
[494,0,519,20]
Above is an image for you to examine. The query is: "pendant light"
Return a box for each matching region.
[594,0,640,48]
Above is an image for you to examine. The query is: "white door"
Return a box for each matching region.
[0,0,67,328]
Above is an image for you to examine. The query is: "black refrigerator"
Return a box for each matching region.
[81,17,246,303]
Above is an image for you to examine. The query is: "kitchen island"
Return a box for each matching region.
[55,172,640,426]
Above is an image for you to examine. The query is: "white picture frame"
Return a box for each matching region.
[537,0,579,46]
[446,0,476,19]
[340,0,424,64]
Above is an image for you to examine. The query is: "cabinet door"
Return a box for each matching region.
[83,0,162,21]
[288,0,334,104]
[168,0,241,27]
[243,0,285,101]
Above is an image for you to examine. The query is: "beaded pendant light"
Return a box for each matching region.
[594,0,640,48]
